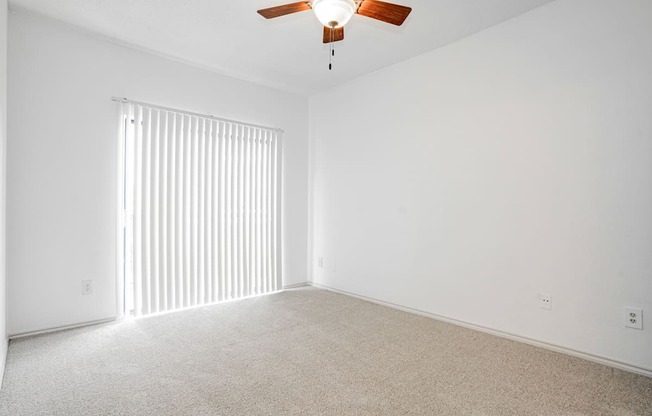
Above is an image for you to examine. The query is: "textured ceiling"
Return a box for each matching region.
[9,0,556,95]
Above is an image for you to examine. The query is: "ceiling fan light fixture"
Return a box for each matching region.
[312,0,357,28]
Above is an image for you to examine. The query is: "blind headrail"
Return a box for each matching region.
[112,96,284,133]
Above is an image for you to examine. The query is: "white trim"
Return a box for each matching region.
[309,283,652,378]
[0,340,6,388]
[282,282,309,289]
[9,288,295,339]
[8,318,117,340]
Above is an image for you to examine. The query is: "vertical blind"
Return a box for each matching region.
[119,101,282,317]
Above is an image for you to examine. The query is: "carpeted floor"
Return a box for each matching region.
[0,287,650,415]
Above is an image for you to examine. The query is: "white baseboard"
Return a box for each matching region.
[9,287,307,341]
[8,317,117,340]
[283,282,310,290]
[309,282,652,378]
[0,338,7,388]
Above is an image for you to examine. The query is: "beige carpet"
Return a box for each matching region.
[0,287,650,415]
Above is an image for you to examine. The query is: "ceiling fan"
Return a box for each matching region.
[257,0,412,44]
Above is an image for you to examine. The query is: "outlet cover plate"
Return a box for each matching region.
[624,307,643,330]
[538,293,552,310]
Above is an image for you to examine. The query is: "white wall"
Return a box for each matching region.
[310,0,652,372]
[0,0,7,386]
[7,11,309,335]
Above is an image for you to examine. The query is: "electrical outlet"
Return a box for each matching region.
[538,293,551,310]
[624,307,643,330]
[318,257,324,268]
[81,280,93,295]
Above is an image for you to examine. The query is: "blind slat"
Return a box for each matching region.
[198,118,206,304]
[260,130,267,294]
[175,114,185,309]
[166,112,175,310]
[183,115,192,308]
[133,105,143,316]
[253,129,260,295]
[159,111,168,312]
[266,133,273,293]
[237,126,244,299]
[218,122,226,302]
[205,120,214,304]
[190,116,198,306]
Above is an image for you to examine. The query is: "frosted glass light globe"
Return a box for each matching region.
[312,0,357,28]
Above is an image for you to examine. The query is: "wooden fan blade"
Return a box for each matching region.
[323,26,344,43]
[257,2,311,19]
[357,0,412,26]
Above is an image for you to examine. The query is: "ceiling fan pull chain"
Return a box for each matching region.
[329,26,333,70]
[328,43,332,70]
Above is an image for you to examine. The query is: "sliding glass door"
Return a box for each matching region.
[118,101,282,317]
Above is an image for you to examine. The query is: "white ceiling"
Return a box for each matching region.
[9,0,555,96]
